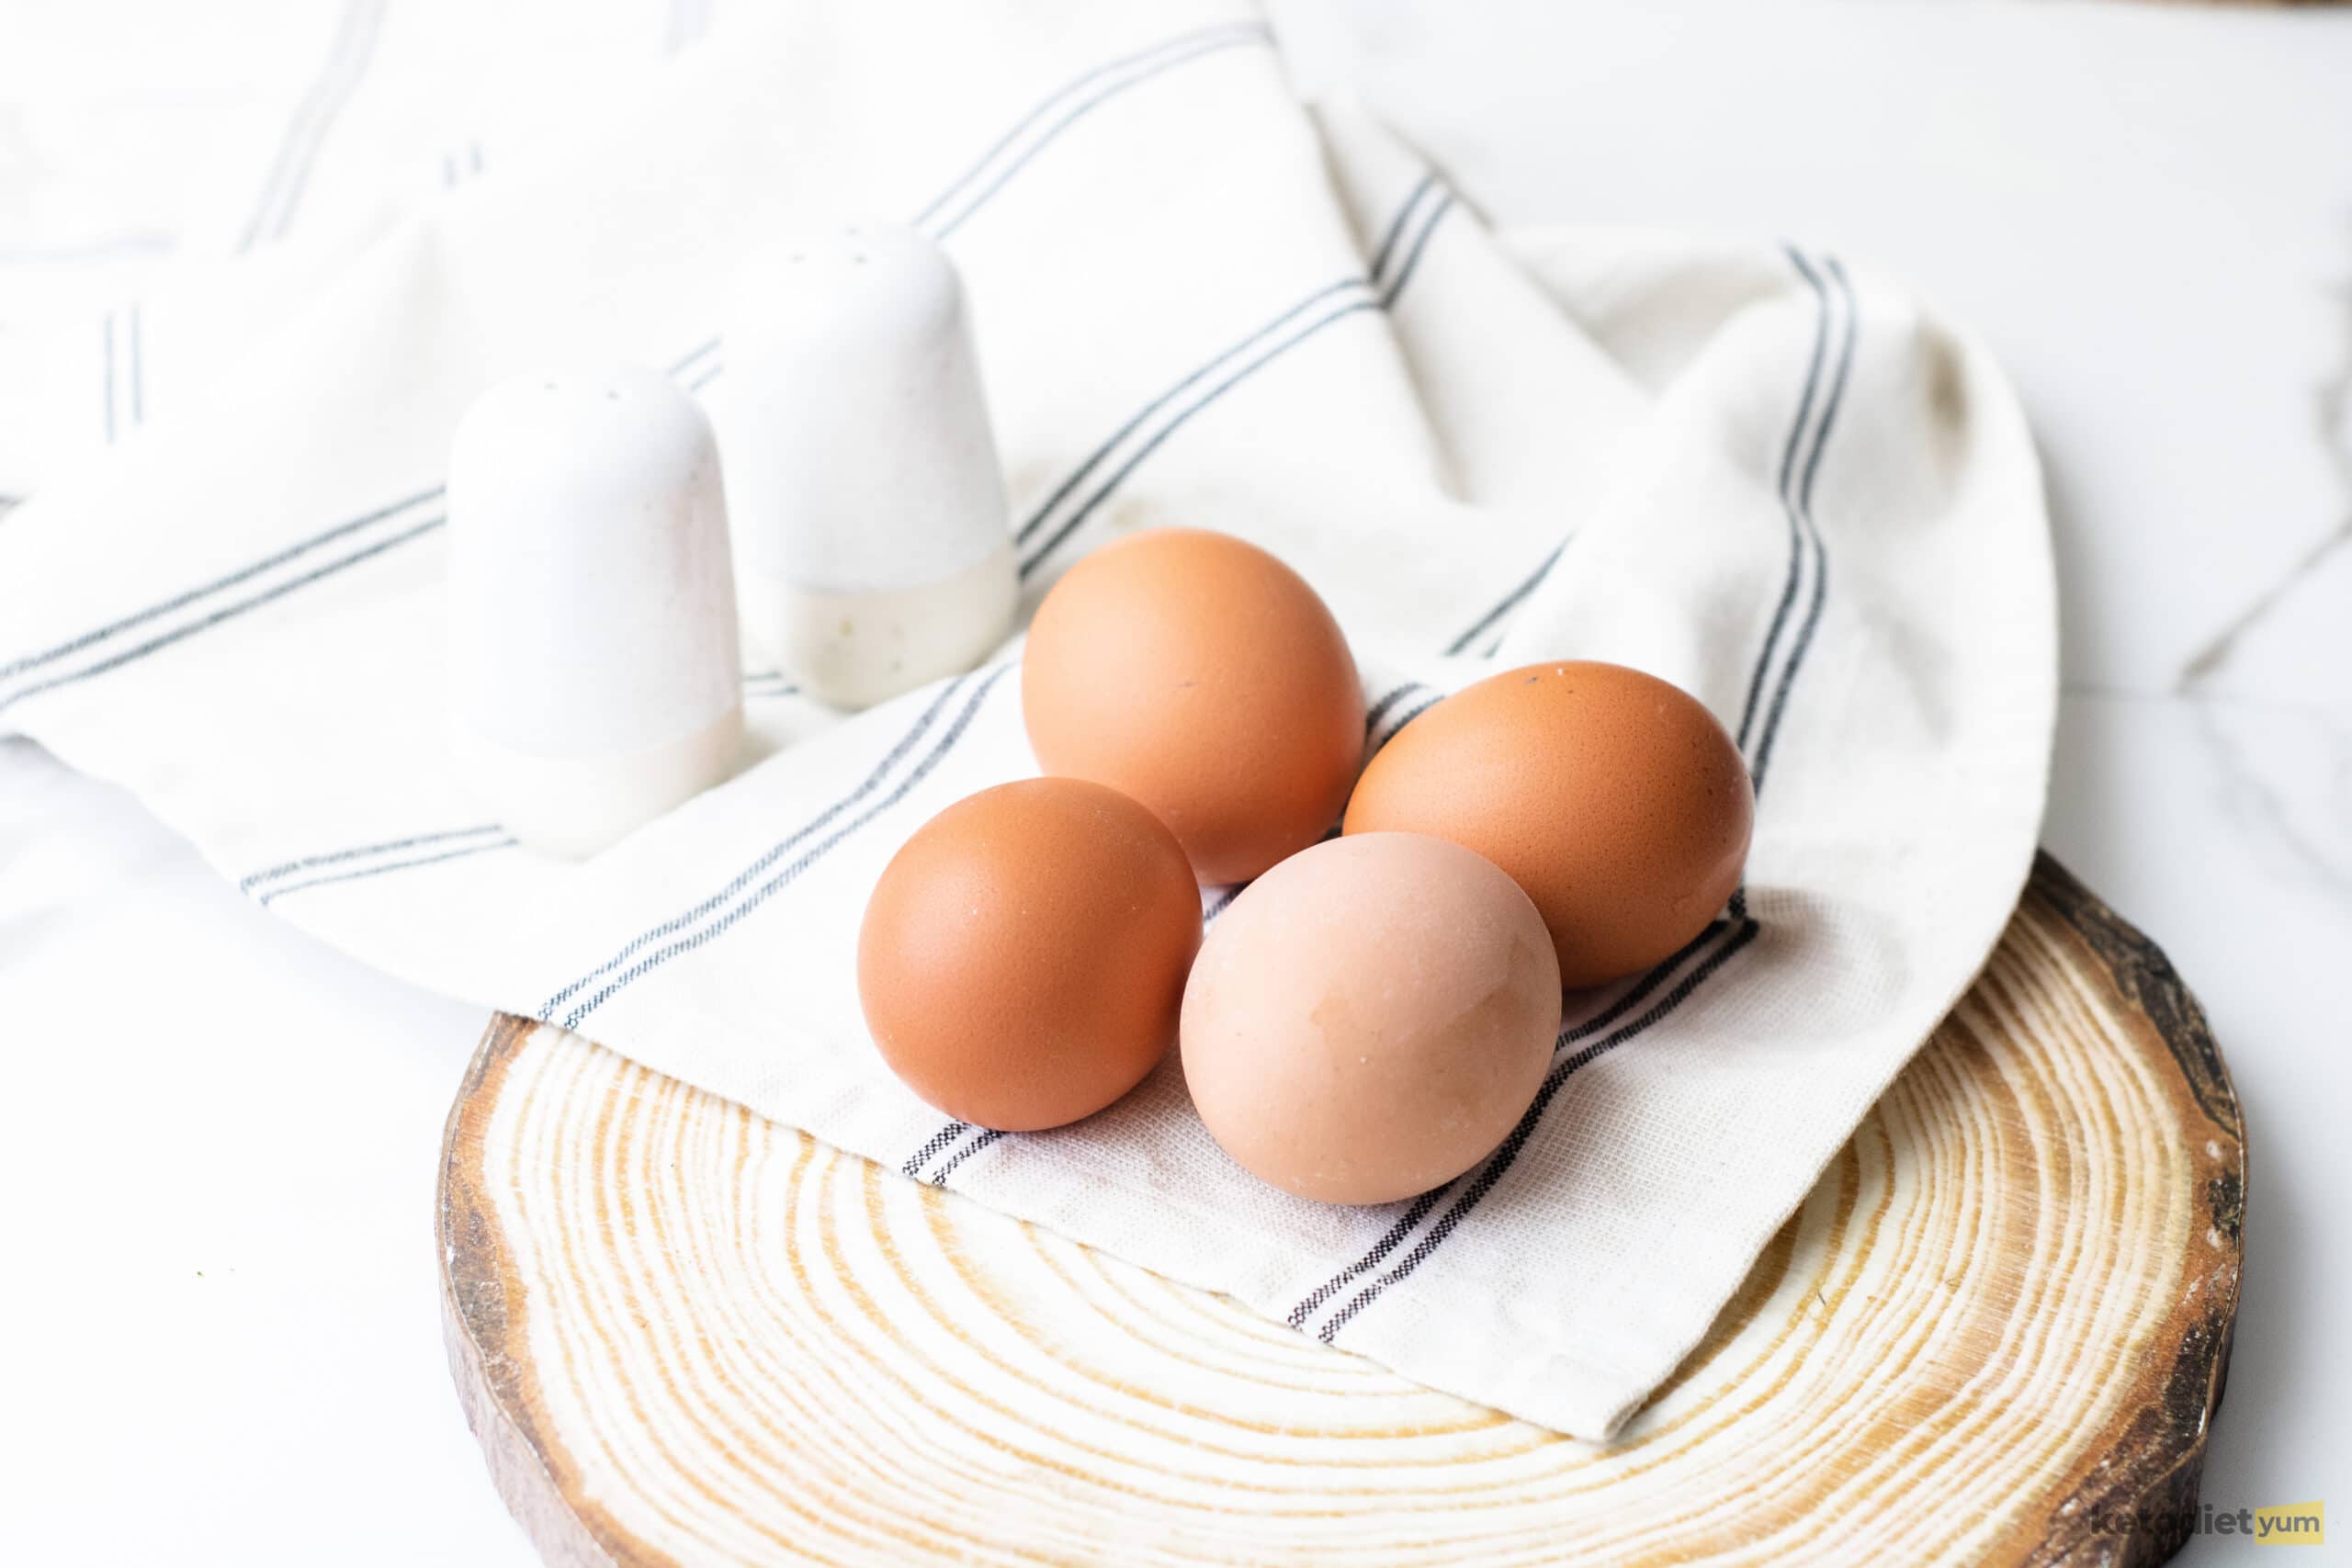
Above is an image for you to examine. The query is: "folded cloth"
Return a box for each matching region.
[0,0,2052,1439]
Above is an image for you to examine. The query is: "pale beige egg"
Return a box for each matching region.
[1180,832,1561,1205]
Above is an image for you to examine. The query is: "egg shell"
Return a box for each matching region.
[857,778,1200,1132]
[1344,660,1754,989]
[1181,832,1561,1206]
[1022,528,1363,885]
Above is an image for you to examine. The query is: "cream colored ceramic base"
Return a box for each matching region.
[739,540,1016,710]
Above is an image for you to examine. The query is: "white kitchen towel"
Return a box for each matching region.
[0,0,2053,1439]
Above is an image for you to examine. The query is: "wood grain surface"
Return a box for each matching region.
[439,854,2244,1566]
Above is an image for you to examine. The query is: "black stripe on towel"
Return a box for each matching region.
[1010,276,1374,549]
[1374,192,1452,310]
[901,1122,1010,1187]
[922,23,1272,243]
[238,0,386,252]
[265,1,384,243]
[930,1128,1005,1186]
[999,171,1434,517]
[669,336,721,380]
[913,22,1267,230]
[1361,682,1426,737]
[1367,175,1439,283]
[1017,190,1456,578]
[1748,254,1853,798]
[556,664,1012,1031]
[235,6,358,251]
[1733,248,1838,754]
[902,1122,971,1179]
[1443,540,1566,657]
[0,483,445,687]
[239,822,506,894]
[1288,246,1857,1342]
[254,833,516,908]
[1439,226,1843,668]
[0,508,446,717]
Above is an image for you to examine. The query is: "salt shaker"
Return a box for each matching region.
[446,366,744,858]
[718,221,1016,710]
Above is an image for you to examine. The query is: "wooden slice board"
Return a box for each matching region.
[438,854,2244,1567]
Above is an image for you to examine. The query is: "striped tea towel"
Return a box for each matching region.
[0,0,2053,1439]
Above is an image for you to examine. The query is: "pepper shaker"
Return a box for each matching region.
[446,366,744,857]
[718,221,1017,710]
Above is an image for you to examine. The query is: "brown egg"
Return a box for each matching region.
[1182,833,1560,1205]
[1022,528,1363,885]
[1344,661,1753,989]
[857,778,1200,1131]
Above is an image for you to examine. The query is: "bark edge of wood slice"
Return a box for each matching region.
[438,852,2245,1567]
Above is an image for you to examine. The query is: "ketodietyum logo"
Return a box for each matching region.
[2091,1500,2324,1546]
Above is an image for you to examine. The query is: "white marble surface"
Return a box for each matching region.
[4,2,2347,1562]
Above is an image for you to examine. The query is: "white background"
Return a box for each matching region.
[4,1,2346,1562]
